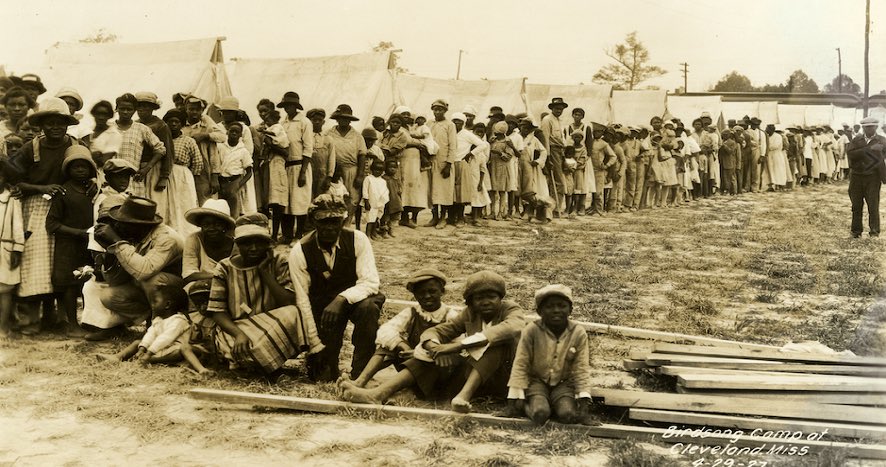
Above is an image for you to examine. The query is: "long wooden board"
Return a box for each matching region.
[385,298,780,350]
[675,387,886,406]
[652,343,886,366]
[190,389,886,459]
[677,374,886,392]
[593,388,886,425]
[645,353,785,367]
[648,359,886,377]
[629,408,886,441]
[659,366,886,381]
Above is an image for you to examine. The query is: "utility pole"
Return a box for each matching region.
[679,62,689,93]
[836,48,842,93]
[456,49,465,80]
[864,0,871,116]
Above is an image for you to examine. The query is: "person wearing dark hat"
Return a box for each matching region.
[326,104,368,227]
[306,108,335,197]
[343,268,457,389]
[427,99,458,228]
[486,107,506,140]
[0,86,36,158]
[208,213,322,376]
[289,193,385,381]
[2,96,83,333]
[341,270,526,414]
[88,196,185,341]
[182,95,225,205]
[846,117,886,238]
[134,92,174,199]
[742,116,766,192]
[541,98,569,216]
[161,108,202,234]
[17,73,46,102]
[269,91,313,243]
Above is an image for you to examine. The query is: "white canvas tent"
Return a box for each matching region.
[832,106,858,128]
[229,51,395,126]
[610,90,667,127]
[804,104,834,126]
[664,95,722,126]
[776,104,807,127]
[393,75,527,121]
[40,37,231,112]
[526,83,611,124]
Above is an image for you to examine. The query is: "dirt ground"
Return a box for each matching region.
[2,182,885,467]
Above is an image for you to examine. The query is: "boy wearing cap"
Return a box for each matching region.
[344,268,458,388]
[341,270,526,413]
[507,285,593,425]
[182,96,225,205]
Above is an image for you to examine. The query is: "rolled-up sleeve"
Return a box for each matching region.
[108,230,182,281]
[339,230,379,304]
[375,307,412,350]
[288,243,312,302]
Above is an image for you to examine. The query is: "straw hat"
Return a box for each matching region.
[217,96,241,112]
[61,145,97,174]
[185,199,235,229]
[134,92,161,110]
[28,96,79,127]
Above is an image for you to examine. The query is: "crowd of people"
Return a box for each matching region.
[0,72,881,424]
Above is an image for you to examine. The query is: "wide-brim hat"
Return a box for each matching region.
[55,87,84,112]
[108,196,163,225]
[28,96,79,127]
[217,96,241,112]
[134,92,161,110]
[185,199,235,229]
[19,73,46,94]
[749,117,762,124]
[62,145,97,174]
[330,104,359,121]
[277,91,303,110]
[547,97,568,109]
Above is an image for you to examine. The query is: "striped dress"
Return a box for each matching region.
[208,251,323,373]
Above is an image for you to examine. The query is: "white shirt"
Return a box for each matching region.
[454,129,486,162]
[361,174,389,208]
[375,304,460,351]
[216,121,254,155]
[217,140,253,177]
[90,124,123,155]
[140,314,190,355]
[288,229,380,305]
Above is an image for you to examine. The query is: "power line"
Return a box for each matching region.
[679,62,689,93]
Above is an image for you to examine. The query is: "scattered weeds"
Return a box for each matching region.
[606,439,680,467]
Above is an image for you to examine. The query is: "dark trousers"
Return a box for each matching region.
[849,173,882,237]
[307,293,385,382]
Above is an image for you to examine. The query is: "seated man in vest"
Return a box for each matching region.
[289,194,385,382]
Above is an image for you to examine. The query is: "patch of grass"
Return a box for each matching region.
[606,439,680,467]
[849,302,886,356]
[471,453,527,467]
[666,291,718,316]
[419,439,455,464]
[529,426,600,456]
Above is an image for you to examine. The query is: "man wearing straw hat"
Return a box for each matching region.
[846,117,886,239]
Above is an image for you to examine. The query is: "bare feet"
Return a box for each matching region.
[95,353,121,363]
[451,396,472,413]
[66,325,89,339]
[340,381,383,405]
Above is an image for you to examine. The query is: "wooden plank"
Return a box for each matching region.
[622,359,649,370]
[190,389,886,459]
[385,299,780,350]
[593,388,886,425]
[645,353,785,367]
[629,408,886,441]
[652,343,886,366]
[660,366,886,380]
[677,374,886,392]
[675,387,886,406]
[651,360,886,377]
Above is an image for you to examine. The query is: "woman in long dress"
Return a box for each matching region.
[161,109,200,235]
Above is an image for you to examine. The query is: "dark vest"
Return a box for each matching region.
[405,307,436,348]
[301,229,358,311]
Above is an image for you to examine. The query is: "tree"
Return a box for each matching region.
[710,71,755,92]
[79,28,118,44]
[823,74,862,96]
[785,69,819,93]
[592,32,666,90]
[757,82,788,93]
[372,41,408,73]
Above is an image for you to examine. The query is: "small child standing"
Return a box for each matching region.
[489,121,517,220]
[570,131,592,216]
[381,159,402,238]
[97,284,212,375]
[217,122,255,217]
[46,146,98,337]
[362,159,389,240]
[507,284,595,426]
[563,146,577,218]
[364,128,385,163]
[344,269,458,388]
[0,164,24,339]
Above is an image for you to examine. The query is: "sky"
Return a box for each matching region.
[2,0,883,93]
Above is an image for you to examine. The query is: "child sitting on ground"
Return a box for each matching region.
[97,284,212,376]
[345,269,458,388]
[361,159,389,240]
[341,270,526,414]
[506,284,597,425]
[0,163,23,339]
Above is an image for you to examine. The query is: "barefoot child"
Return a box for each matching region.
[346,269,458,388]
[381,159,402,238]
[361,159,389,240]
[341,270,526,413]
[97,284,212,375]
[217,122,254,217]
[506,285,594,425]
[46,146,97,337]
[0,164,23,338]
[489,122,517,220]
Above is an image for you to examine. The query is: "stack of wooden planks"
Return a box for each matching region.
[614,342,886,448]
